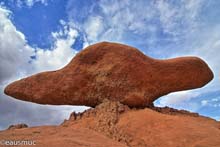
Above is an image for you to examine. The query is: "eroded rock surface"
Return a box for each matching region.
[62,100,220,147]
[1,100,219,147]
[7,123,28,130]
[4,42,213,107]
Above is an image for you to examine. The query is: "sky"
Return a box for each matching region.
[0,0,220,130]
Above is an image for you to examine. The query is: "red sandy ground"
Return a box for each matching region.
[0,100,220,147]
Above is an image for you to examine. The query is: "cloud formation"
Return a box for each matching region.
[32,20,79,72]
[0,7,34,84]
[67,0,203,47]
[15,0,48,7]
[0,6,88,130]
[0,86,87,130]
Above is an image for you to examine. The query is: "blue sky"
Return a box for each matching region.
[0,0,220,130]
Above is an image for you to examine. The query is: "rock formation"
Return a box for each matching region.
[7,123,28,130]
[4,42,213,107]
[61,100,220,147]
[1,100,220,147]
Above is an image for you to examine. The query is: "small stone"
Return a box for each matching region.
[7,123,28,130]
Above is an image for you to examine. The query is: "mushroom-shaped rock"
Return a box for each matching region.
[4,42,214,107]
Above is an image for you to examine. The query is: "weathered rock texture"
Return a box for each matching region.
[4,42,213,107]
[1,100,220,147]
[61,100,220,147]
[7,123,28,130]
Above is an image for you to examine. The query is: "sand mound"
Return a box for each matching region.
[1,100,219,147]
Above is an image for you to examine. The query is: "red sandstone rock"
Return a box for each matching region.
[1,100,220,147]
[4,42,213,107]
[7,123,28,130]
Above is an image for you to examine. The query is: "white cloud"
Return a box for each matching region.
[201,100,208,106]
[16,0,48,7]
[0,6,88,129]
[213,116,220,121]
[0,6,79,82]
[155,0,177,34]
[0,7,34,84]
[90,0,157,41]
[67,0,204,43]
[200,97,220,107]
[0,6,82,83]
[33,21,79,72]
[84,16,104,42]
[212,98,219,102]
[0,85,89,130]
[156,0,204,37]
[155,90,202,112]
[156,91,200,106]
